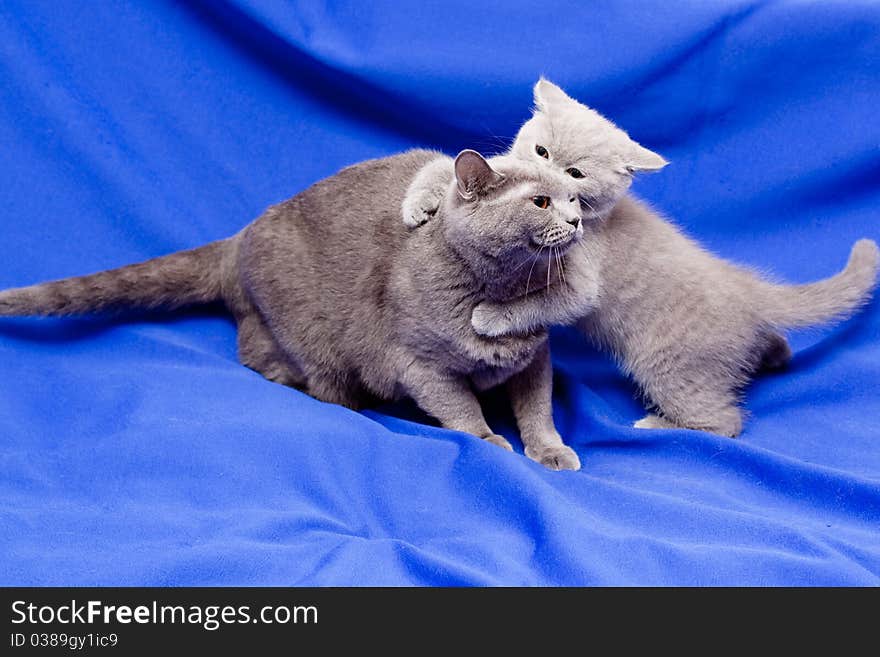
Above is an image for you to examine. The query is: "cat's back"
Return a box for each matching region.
[292,148,442,233]
[592,195,761,342]
[605,195,752,284]
[242,148,440,266]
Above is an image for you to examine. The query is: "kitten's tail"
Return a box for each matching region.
[0,240,231,317]
[758,239,879,328]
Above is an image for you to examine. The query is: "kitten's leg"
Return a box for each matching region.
[758,331,792,371]
[401,157,454,228]
[237,313,306,388]
[635,381,743,438]
[633,414,677,430]
[472,283,596,337]
[473,244,599,337]
[507,342,581,471]
[403,362,513,450]
[637,334,788,433]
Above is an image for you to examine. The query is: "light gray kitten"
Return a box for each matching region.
[403,80,879,437]
[0,149,589,470]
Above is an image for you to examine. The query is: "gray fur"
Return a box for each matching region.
[0,148,586,470]
[402,79,880,437]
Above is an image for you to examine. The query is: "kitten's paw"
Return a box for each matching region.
[633,414,675,430]
[483,433,514,451]
[526,444,581,471]
[634,413,742,437]
[401,190,442,228]
[471,302,513,337]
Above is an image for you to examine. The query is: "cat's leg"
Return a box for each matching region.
[403,361,513,450]
[401,157,454,228]
[236,300,367,409]
[757,331,792,371]
[305,372,367,410]
[507,342,580,471]
[236,313,306,388]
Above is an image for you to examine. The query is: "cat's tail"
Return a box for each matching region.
[758,238,879,328]
[0,240,232,317]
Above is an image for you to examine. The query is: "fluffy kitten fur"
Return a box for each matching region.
[0,149,591,470]
[402,80,879,437]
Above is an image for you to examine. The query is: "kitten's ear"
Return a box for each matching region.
[454,150,505,199]
[534,78,575,111]
[626,143,669,173]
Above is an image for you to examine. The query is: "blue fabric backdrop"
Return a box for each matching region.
[1,0,878,586]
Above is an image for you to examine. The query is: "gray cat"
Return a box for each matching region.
[0,149,588,470]
[402,80,879,437]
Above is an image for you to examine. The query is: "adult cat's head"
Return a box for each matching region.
[510,78,667,219]
[444,149,584,265]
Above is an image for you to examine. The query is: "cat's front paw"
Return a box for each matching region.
[525,444,581,471]
[471,302,513,337]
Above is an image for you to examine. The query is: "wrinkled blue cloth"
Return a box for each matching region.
[1,0,878,586]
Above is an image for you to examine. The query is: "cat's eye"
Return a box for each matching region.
[532,196,550,209]
[535,145,549,159]
[566,167,584,179]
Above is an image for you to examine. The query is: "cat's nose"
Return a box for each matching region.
[566,216,581,228]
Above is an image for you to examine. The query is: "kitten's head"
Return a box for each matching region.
[510,78,667,219]
[444,149,584,263]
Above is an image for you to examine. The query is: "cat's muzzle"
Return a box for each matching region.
[532,225,581,250]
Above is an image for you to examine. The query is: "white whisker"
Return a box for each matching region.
[551,247,559,286]
[556,247,566,286]
[581,198,600,220]
[525,246,544,296]
[546,247,552,292]
[509,250,540,275]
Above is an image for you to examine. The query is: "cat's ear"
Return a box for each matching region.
[626,143,668,173]
[534,78,575,111]
[454,150,505,199]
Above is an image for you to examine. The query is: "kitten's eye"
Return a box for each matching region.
[566,167,584,179]
[535,145,549,159]
[532,196,550,209]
